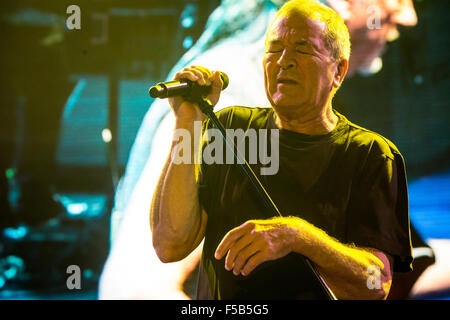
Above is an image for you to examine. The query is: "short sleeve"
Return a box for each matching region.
[346,150,413,272]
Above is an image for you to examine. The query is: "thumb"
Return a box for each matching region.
[207,71,224,105]
[211,70,224,91]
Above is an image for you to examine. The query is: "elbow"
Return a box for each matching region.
[375,280,392,300]
[153,243,181,263]
[365,270,392,300]
[150,213,181,263]
[155,249,182,264]
[152,235,187,263]
[343,280,391,300]
[373,264,393,300]
[341,268,392,300]
[366,286,390,300]
[365,251,393,300]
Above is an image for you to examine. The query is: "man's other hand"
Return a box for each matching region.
[214,217,300,276]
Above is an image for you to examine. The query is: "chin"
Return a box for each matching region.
[272,102,304,113]
[271,95,302,110]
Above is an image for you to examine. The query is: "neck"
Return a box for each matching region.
[273,103,339,135]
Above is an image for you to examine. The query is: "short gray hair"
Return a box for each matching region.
[272,0,351,61]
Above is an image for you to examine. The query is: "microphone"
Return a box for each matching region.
[149,71,229,99]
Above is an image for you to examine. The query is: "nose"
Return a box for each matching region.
[277,49,296,70]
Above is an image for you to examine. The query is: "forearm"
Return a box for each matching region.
[290,217,392,299]
[150,120,206,262]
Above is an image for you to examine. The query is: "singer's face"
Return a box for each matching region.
[263,13,340,113]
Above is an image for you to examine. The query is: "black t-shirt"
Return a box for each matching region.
[196,106,413,299]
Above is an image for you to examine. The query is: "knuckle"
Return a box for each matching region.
[245,260,255,270]
[242,266,252,275]
[245,221,256,228]
[227,250,235,261]
[261,243,270,254]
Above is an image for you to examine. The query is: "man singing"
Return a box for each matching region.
[150,0,412,300]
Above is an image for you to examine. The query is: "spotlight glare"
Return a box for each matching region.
[102,128,112,143]
[183,36,193,49]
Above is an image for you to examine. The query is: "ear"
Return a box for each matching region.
[333,59,348,89]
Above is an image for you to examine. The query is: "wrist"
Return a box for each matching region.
[175,116,204,130]
[286,216,313,255]
[174,103,207,126]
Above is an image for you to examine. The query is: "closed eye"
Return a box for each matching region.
[266,48,311,55]
[266,47,283,53]
[296,50,310,55]
[265,42,284,53]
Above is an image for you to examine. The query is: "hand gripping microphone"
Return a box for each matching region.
[149,71,229,99]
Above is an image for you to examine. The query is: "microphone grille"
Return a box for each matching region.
[219,72,229,91]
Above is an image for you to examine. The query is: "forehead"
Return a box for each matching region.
[266,12,327,47]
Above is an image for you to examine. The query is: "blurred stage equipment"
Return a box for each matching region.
[0,0,215,294]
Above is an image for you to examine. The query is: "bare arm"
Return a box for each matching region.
[214,216,393,299]
[150,66,224,263]
[150,119,208,263]
[293,218,393,300]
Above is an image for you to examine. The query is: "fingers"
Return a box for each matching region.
[209,70,224,94]
[215,221,254,260]
[215,221,268,276]
[224,232,254,272]
[241,251,266,276]
[231,242,262,276]
[173,65,214,86]
[214,218,297,277]
[168,65,222,120]
[222,235,266,276]
[172,65,224,109]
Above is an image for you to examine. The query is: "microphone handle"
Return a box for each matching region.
[149,80,191,98]
[149,72,228,99]
[149,80,212,99]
